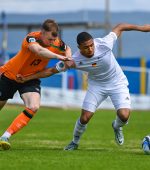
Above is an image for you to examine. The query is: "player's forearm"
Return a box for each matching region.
[41,67,59,77]
[23,68,58,82]
[38,48,72,61]
[120,24,150,32]
[113,23,150,37]
[38,47,63,59]
[31,68,58,80]
[29,44,70,61]
[135,24,150,32]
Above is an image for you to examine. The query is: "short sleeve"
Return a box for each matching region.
[22,36,39,49]
[95,32,117,50]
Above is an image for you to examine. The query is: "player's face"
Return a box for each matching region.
[41,30,58,46]
[78,39,95,58]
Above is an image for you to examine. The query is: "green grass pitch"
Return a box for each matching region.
[0,104,150,170]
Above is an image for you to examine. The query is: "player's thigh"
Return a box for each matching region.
[110,85,131,110]
[18,79,41,111]
[82,86,107,113]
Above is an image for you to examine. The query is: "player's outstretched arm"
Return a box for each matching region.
[16,60,76,83]
[16,67,59,83]
[112,23,150,37]
[28,43,72,61]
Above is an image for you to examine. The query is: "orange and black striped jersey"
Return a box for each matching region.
[0,31,66,81]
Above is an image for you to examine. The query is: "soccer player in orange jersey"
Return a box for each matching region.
[0,19,72,150]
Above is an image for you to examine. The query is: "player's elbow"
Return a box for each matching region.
[113,23,127,31]
[112,23,131,37]
[115,23,137,31]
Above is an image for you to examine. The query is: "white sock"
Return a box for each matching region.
[73,119,87,144]
[113,116,128,129]
[1,131,11,139]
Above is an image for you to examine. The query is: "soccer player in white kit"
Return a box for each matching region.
[16,23,150,150]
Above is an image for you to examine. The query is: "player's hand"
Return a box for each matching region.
[143,24,150,32]
[57,55,72,61]
[64,60,75,68]
[16,74,26,83]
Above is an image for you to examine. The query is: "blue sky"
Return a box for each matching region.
[0,0,150,13]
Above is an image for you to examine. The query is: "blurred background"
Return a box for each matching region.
[1,0,150,109]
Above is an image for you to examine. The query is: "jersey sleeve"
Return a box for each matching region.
[26,35,39,46]
[26,36,37,43]
[96,32,117,50]
[21,35,39,50]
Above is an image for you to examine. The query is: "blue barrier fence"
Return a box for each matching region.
[2,53,150,94]
[117,57,142,94]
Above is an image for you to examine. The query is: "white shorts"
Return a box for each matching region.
[82,83,131,113]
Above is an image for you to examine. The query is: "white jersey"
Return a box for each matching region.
[72,32,128,86]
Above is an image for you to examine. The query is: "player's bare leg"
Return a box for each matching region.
[0,92,40,150]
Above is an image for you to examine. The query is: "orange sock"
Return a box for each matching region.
[7,108,36,135]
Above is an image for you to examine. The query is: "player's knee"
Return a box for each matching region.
[80,115,91,124]
[118,109,130,122]
[120,115,129,122]
[27,104,40,113]
[80,109,93,124]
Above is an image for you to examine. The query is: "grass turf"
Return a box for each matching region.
[0,105,150,170]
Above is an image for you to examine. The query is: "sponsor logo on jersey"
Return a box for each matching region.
[26,36,36,43]
[125,97,130,100]
[28,37,36,43]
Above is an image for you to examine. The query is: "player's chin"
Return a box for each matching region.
[86,53,94,58]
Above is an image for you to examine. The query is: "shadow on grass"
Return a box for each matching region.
[0,146,143,156]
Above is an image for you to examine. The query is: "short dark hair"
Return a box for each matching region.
[42,19,59,32]
[77,32,93,45]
